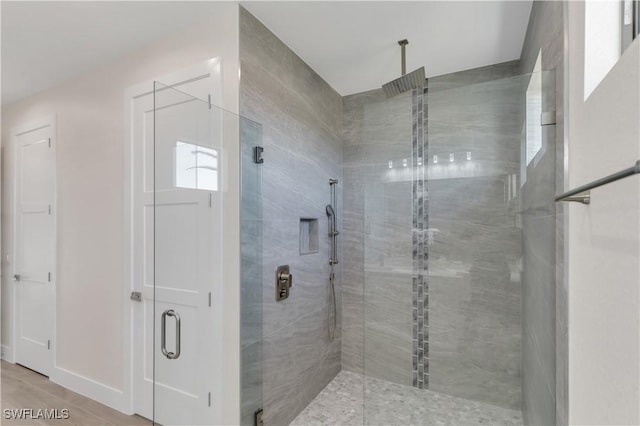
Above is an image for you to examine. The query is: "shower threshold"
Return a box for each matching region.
[291,370,523,426]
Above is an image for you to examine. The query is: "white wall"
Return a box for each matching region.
[567,2,640,424]
[583,0,622,99]
[1,3,241,419]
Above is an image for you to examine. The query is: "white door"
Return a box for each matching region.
[12,118,56,376]
[130,69,223,425]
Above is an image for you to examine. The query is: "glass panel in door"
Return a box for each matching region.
[152,82,225,425]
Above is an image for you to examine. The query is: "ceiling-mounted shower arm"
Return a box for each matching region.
[382,39,425,98]
[399,39,408,76]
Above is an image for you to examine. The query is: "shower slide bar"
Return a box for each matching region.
[328,179,339,265]
[555,160,640,204]
[327,178,339,341]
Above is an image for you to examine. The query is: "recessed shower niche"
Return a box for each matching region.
[299,218,319,255]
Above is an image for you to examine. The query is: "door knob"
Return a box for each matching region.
[13,274,21,281]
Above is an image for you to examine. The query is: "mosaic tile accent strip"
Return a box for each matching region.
[412,81,429,389]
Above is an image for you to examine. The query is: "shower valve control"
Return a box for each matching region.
[276,265,293,301]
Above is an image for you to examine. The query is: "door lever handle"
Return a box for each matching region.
[13,274,21,281]
[279,272,292,288]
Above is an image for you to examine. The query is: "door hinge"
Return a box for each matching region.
[48,138,51,148]
[255,409,263,426]
[48,272,51,282]
[47,340,51,350]
[48,205,52,215]
[253,146,264,164]
[209,193,212,208]
[208,94,212,110]
[208,392,212,407]
[208,292,212,307]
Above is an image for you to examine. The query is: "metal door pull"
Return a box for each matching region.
[161,309,181,359]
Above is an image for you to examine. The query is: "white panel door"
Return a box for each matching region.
[12,120,55,376]
[131,73,222,425]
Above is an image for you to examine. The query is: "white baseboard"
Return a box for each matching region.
[49,366,132,415]
[1,345,15,362]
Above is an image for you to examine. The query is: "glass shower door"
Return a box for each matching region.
[239,117,264,426]
[151,82,224,425]
[362,70,558,425]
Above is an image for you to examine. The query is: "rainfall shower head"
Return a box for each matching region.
[326,204,335,217]
[382,39,425,98]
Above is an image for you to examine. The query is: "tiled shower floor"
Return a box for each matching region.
[290,370,523,426]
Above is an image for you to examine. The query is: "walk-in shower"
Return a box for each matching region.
[289,63,560,426]
[238,6,562,425]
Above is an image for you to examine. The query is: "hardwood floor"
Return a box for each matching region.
[1,361,151,425]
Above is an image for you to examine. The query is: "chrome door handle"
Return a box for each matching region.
[161,309,181,360]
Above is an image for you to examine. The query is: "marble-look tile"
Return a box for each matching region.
[343,63,527,412]
[521,152,558,426]
[341,287,363,374]
[291,370,523,426]
[363,271,413,386]
[519,1,564,75]
[240,7,343,425]
[342,88,413,382]
[241,340,263,426]
[520,128,557,216]
[429,270,522,410]
[520,214,556,426]
[239,10,341,140]
[429,61,521,92]
[261,321,302,426]
[429,77,525,129]
[241,219,263,346]
[555,212,568,426]
[519,5,565,421]
[262,303,341,426]
[427,66,524,410]
[429,177,520,226]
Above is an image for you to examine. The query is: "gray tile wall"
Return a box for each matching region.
[342,89,414,385]
[239,8,343,426]
[343,62,526,412]
[428,62,524,411]
[519,2,566,425]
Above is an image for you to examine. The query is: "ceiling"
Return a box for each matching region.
[1,1,223,105]
[243,1,533,96]
[2,1,533,105]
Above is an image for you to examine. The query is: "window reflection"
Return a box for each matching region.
[175,141,219,191]
[525,52,542,166]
